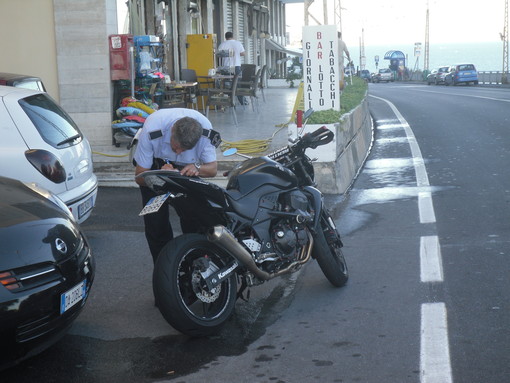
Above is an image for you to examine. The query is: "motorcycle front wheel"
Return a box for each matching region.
[313,212,349,287]
[153,233,238,337]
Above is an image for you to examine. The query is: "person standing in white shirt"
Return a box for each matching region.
[218,32,248,104]
[218,31,245,75]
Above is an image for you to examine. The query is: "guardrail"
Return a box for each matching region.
[478,71,510,85]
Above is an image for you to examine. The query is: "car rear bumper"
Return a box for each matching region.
[59,174,98,223]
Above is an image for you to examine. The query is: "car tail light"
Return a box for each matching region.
[0,271,21,291]
[0,265,60,292]
[25,149,66,184]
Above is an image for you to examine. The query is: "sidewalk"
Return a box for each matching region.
[93,79,299,187]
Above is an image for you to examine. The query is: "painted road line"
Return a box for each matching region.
[421,303,453,383]
[419,191,436,224]
[371,95,436,222]
[371,95,451,383]
[420,236,444,283]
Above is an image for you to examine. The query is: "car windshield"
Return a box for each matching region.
[18,93,82,148]
[458,64,475,71]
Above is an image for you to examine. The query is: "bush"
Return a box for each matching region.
[306,76,367,124]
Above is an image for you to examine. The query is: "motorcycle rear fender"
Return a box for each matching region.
[138,170,229,208]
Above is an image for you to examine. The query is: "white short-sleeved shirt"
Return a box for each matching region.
[133,108,216,169]
[218,39,245,68]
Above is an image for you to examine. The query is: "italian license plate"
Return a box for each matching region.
[60,280,87,314]
[139,192,171,216]
[78,195,94,218]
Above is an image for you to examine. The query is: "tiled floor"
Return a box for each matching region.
[204,79,299,152]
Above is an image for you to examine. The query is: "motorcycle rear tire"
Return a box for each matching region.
[313,212,349,287]
[153,233,238,337]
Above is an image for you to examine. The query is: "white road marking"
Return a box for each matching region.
[370,95,434,216]
[415,88,510,103]
[420,236,443,283]
[419,191,436,224]
[421,303,453,383]
[371,95,452,383]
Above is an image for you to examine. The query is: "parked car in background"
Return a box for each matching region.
[0,85,97,223]
[0,72,47,92]
[0,175,94,370]
[426,66,449,85]
[359,69,371,82]
[373,68,394,83]
[445,64,479,86]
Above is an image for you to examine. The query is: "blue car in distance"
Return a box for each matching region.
[445,64,478,86]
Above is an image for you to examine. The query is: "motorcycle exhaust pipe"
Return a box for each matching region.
[207,225,272,281]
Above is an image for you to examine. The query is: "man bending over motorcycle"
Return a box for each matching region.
[133,108,218,263]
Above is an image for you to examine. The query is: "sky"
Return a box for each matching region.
[286,0,507,48]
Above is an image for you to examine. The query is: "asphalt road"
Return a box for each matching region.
[4,83,509,383]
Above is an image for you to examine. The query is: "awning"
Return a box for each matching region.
[265,39,303,56]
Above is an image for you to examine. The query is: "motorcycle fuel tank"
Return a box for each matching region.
[227,157,298,196]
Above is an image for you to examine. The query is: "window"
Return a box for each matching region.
[18,94,82,148]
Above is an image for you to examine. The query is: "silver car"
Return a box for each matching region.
[0,85,97,223]
[374,68,394,83]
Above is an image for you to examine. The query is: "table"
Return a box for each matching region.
[163,82,198,109]
[198,75,234,89]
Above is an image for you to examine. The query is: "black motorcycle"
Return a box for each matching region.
[137,126,348,337]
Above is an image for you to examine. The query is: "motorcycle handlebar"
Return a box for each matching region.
[254,127,334,167]
[301,126,334,149]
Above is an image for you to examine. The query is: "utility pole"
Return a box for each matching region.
[323,0,328,25]
[424,4,430,72]
[502,0,509,84]
[360,28,365,71]
[334,0,343,34]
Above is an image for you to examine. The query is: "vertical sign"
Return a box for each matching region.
[414,42,422,57]
[303,25,340,112]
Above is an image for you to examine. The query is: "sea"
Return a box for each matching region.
[348,41,505,72]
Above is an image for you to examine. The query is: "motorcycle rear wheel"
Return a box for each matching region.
[313,212,349,287]
[153,233,238,337]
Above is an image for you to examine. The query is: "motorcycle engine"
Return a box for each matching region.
[271,190,311,260]
[242,190,312,275]
[272,222,308,259]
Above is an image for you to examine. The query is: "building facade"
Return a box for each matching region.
[0,0,291,147]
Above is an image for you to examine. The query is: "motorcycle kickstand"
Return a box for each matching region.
[237,278,251,302]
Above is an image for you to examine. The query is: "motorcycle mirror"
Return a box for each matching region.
[303,108,314,120]
[223,148,238,157]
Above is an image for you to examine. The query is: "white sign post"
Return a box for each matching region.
[302,25,340,112]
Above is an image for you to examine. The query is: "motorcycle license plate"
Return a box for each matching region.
[139,192,171,216]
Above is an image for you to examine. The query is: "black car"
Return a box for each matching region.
[0,176,94,370]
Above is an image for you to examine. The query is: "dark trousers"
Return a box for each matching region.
[235,66,245,105]
[140,186,201,263]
